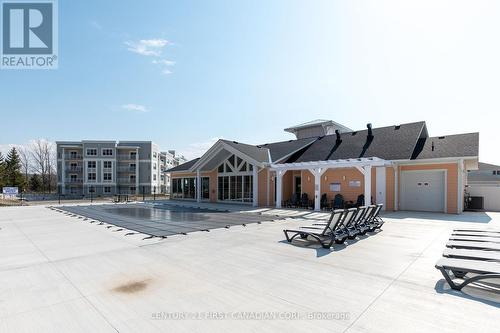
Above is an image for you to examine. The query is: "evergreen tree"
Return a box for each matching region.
[5,148,24,188]
[30,174,42,192]
[0,152,5,188]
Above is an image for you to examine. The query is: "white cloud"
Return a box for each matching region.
[177,137,221,160]
[121,104,149,113]
[125,39,169,57]
[152,59,175,66]
[89,21,102,30]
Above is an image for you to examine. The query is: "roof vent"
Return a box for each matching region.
[395,125,401,130]
[438,136,445,139]
[351,131,357,136]
[431,141,435,151]
[232,141,239,144]
[335,130,341,144]
[367,123,373,139]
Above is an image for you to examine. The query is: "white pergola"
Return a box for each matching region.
[270,157,391,211]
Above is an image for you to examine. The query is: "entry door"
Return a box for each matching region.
[401,170,446,212]
[294,176,301,196]
[375,167,386,209]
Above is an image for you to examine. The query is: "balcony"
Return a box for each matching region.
[117,166,137,173]
[66,166,83,172]
[117,154,137,160]
[117,178,136,184]
[65,177,83,183]
[64,153,83,160]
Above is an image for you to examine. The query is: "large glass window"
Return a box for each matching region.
[202,177,210,199]
[216,154,254,203]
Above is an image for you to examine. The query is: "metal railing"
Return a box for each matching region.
[65,178,83,183]
[117,166,137,172]
[64,154,83,159]
[117,154,137,160]
[117,178,136,184]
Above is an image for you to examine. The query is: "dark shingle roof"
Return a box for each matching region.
[287,122,426,163]
[166,158,200,172]
[259,137,317,162]
[221,140,270,163]
[411,133,479,160]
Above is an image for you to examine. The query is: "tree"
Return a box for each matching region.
[0,152,5,188]
[18,147,31,187]
[29,174,42,192]
[5,147,24,187]
[30,139,56,193]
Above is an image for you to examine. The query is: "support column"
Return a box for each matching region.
[394,164,399,211]
[196,170,201,202]
[252,165,258,207]
[61,148,65,194]
[135,148,139,195]
[276,171,283,208]
[313,168,321,211]
[364,165,372,206]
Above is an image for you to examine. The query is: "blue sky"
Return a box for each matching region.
[1,0,500,164]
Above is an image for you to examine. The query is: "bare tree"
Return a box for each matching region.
[30,139,56,193]
[18,147,31,187]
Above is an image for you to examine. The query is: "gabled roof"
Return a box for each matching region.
[259,137,317,162]
[220,140,269,163]
[167,120,479,173]
[411,133,479,160]
[287,122,426,163]
[166,158,200,172]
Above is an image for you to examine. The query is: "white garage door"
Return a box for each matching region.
[401,170,446,212]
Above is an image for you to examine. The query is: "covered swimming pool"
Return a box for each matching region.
[59,203,281,237]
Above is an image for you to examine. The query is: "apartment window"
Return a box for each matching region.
[129,163,136,171]
[87,161,96,169]
[130,151,137,159]
[70,174,77,181]
[153,174,157,181]
[88,186,95,194]
[103,161,112,169]
[494,171,497,175]
[153,152,157,158]
[86,148,97,156]
[70,151,78,158]
[130,186,136,193]
[70,187,78,194]
[153,163,157,170]
[70,163,77,170]
[130,175,136,182]
[104,186,111,193]
[103,173,112,182]
[102,149,113,156]
[87,173,96,181]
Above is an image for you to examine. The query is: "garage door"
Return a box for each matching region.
[401,170,445,212]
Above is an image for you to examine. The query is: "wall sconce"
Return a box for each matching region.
[307,176,310,182]
[343,175,346,181]
[324,176,328,181]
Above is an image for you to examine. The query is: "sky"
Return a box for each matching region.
[1,0,500,164]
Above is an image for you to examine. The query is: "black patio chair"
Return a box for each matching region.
[320,193,329,210]
[301,193,310,209]
[332,194,344,209]
[356,194,364,207]
[289,193,299,208]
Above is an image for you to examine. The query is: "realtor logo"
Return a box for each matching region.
[1,0,58,69]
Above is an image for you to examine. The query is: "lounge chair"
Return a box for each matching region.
[340,208,359,239]
[283,210,347,248]
[435,257,500,290]
[453,228,500,234]
[366,204,384,230]
[443,248,500,262]
[449,235,500,243]
[446,241,500,251]
[452,231,500,238]
[351,206,369,235]
[332,194,344,209]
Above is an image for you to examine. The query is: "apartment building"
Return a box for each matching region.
[56,141,173,196]
[160,150,187,193]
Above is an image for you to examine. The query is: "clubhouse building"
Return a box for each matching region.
[167,120,479,214]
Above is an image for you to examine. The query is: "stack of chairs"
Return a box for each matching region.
[283,204,384,249]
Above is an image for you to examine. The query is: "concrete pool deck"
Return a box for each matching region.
[1,204,499,332]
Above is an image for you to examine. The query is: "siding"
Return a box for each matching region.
[319,168,365,203]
